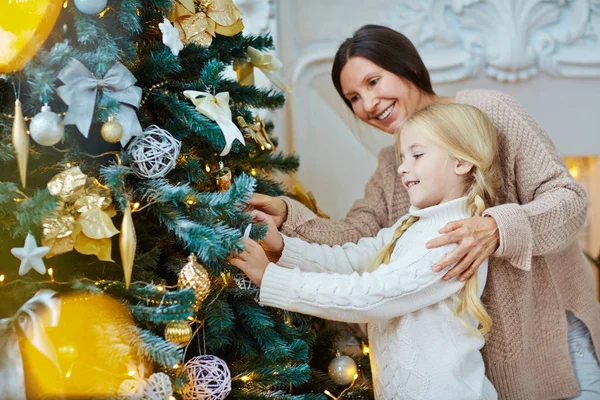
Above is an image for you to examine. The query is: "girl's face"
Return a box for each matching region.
[397,124,472,209]
[340,56,428,134]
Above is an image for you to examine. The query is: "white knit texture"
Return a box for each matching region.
[261,198,497,400]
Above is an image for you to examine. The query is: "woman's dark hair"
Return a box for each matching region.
[332,24,435,110]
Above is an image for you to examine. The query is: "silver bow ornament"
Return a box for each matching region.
[57,58,143,146]
[183,90,245,156]
[0,290,61,400]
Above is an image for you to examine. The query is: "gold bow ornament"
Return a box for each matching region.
[168,0,244,47]
[234,46,292,92]
[42,167,119,261]
[0,290,61,400]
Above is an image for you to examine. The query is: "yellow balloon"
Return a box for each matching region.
[0,0,64,73]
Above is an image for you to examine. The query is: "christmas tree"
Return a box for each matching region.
[0,1,375,399]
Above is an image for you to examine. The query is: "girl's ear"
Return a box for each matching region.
[454,159,474,176]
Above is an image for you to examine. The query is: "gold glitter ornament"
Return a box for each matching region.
[178,253,211,311]
[100,116,124,143]
[164,320,193,346]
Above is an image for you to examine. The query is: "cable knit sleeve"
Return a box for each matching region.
[260,245,467,323]
[477,92,588,271]
[276,222,401,274]
[279,147,398,245]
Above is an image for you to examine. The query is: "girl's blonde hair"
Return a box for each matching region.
[369,103,502,335]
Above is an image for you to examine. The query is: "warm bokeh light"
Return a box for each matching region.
[21,293,141,398]
[0,0,63,73]
[563,156,598,182]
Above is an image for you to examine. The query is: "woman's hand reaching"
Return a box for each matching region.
[230,238,270,287]
[426,215,499,282]
[252,210,284,258]
[249,193,288,229]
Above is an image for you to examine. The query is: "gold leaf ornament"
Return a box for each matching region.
[42,167,120,261]
[169,0,244,46]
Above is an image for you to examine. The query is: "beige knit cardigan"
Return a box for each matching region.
[280,90,600,400]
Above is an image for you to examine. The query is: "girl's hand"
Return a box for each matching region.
[249,193,288,229]
[230,238,270,287]
[426,216,499,282]
[252,210,284,255]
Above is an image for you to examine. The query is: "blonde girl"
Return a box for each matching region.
[232,103,502,400]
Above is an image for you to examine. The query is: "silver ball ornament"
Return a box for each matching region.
[29,105,65,146]
[74,0,108,15]
[328,355,358,385]
[101,118,124,143]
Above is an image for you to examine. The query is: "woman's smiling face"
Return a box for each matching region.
[340,56,425,134]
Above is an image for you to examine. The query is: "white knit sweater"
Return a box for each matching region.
[260,197,497,400]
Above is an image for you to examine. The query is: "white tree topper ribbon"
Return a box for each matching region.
[183,90,245,156]
[57,58,143,146]
[247,46,292,92]
[0,290,61,400]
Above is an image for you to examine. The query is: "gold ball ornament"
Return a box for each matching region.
[178,253,211,311]
[164,320,193,346]
[101,117,124,143]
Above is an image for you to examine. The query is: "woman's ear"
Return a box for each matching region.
[454,159,474,176]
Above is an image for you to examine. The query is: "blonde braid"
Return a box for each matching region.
[368,216,420,272]
[455,169,495,336]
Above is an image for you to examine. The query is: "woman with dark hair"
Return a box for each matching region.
[250,24,600,399]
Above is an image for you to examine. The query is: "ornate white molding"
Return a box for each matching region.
[387,0,600,82]
[237,0,275,35]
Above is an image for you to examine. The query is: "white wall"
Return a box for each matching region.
[274,0,600,238]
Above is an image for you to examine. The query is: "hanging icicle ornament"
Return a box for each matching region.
[29,104,65,146]
[164,320,193,346]
[128,125,181,178]
[120,204,136,289]
[181,355,232,400]
[327,353,358,385]
[100,116,124,144]
[178,253,211,312]
[12,98,29,188]
[183,90,245,157]
[74,0,108,15]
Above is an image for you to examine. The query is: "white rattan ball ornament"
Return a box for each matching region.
[181,355,231,400]
[146,372,173,399]
[118,378,145,399]
[118,372,173,400]
[232,271,260,303]
[128,125,181,178]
